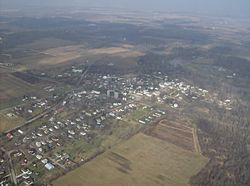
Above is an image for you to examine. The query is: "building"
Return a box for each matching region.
[107,90,120,99]
[45,163,54,170]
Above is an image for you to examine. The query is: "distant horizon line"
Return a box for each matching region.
[1,5,250,20]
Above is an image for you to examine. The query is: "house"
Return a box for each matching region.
[91,90,100,95]
[72,69,83,73]
[22,174,30,179]
[68,130,75,135]
[173,103,179,108]
[36,155,42,160]
[6,133,13,140]
[7,113,15,117]
[18,129,24,135]
[45,163,54,170]
[139,120,146,124]
[41,159,48,164]
[80,132,86,136]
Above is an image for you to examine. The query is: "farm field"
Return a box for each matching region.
[53,133,208,186]
[145,120,196,152]
[0,74,34,100]
[0,74,39,109]
[21,44,144,67]
[5,44,144,71]
[0,72,49,108]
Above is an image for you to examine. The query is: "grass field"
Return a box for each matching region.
[53,133,208,186]
[125,107,150,123]
[0,112,25,132]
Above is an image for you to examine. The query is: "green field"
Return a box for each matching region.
[48,118,143,163]
[125,107,150,122]
[0,112,25,132]
[53,133,208,186]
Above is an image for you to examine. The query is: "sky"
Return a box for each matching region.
[1,0,250,18]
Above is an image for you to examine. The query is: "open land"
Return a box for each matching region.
[53,133,208,186]
[145,120,196,152]
[37,45,144,66]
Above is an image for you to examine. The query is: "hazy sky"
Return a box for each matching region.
[1,0,250,18]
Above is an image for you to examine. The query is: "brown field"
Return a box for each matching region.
[38,45,144,65]
[145,120,196,152]
[38,51,81,65]
[53,133,207,186]
[0,73,46,110]
[194,106,210,114]
[88,46,144,57]
[17,38,75,50]
[0,73,36,100]
[12,71,41,84]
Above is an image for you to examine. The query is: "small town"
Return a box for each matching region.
[1,3,249,185]
[0,68,234,185]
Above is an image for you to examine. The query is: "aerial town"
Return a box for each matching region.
[0,65,235,185]
[0,3,250,186]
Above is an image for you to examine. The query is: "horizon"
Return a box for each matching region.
[1,0,250,18]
